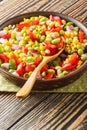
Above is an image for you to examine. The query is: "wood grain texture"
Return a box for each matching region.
[8,94,87,130]
[0,0,87,130]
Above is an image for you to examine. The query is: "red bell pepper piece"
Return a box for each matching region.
[16,62,25,75]
[1,33,11,39]
[16,23,30,29]
[44,72,53,79]
[0,54,9,62]
[79,30,85,43]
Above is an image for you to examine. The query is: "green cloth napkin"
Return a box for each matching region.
[0,71,87,92]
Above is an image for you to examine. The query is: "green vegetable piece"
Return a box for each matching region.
[52,38,60,44]
[81,54,87,61]
[40,35,45,42]
[41,72,46,77]
[40,17,48,22]
[9,59,16,69]
[0,46,4,53]
[78,49,84,55]
[65,38,71,44]
[4,46,11,52]
[48,69,55,74]
[60,30,65,35]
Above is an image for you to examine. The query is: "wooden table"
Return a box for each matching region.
[0,0,87,130]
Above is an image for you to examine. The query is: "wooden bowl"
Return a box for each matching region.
[0,11,87,90]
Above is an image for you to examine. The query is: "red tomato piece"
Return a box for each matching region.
[69,53,79,65]
[11,54,20,67]
[62,63,76,70]
[57,36,64,49]
[44,72,53,80]
[28,32,37,41]
[44,41,57,55]
[16,23,30,29]
[34,57,42,66]
[62,53,79,70]
[16,62,25,75]
[0,54,9,62]
[79,30,85,43]
[22,46,28,54]
[32,20,39,25]
[25,64,34,72]
[51,27,62,32]
[40,64,48,72]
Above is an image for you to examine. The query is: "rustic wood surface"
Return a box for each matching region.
[0,0,87,130]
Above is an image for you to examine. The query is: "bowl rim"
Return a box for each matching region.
[0,11,87,83]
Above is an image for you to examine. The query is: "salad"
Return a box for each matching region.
[0,15,87,80]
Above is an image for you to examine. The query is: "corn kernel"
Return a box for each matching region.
[40,45,45,51]
[40,50,45,56]
[65,31,71,37]
[4,27,9,31]
[73,37,79,44]
[70,32,74,38]
[78,60,83,65]
[11,31,16,39]
[28,41,34,46]
[14,50,19,57]
[19,40,26,46]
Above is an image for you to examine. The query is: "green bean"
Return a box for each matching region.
[48,69,55,74]
[52,38,60,44]
[0,46,4,53]
[41,72,46,77]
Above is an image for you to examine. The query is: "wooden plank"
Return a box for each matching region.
[0,92,49,130]
[9,94,87,130]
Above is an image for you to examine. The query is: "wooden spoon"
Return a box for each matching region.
[16,48,64,98]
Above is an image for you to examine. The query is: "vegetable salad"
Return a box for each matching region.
[0,15,87,80]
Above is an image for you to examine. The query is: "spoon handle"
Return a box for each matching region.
[16,58,47,98]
